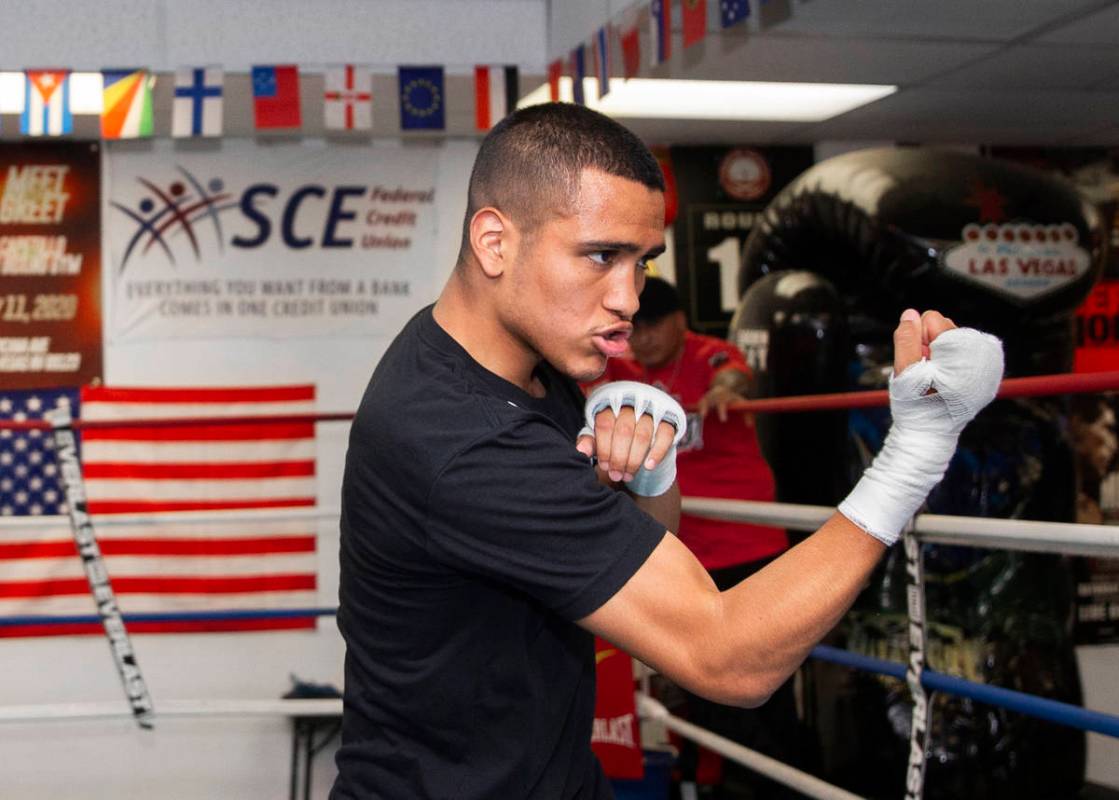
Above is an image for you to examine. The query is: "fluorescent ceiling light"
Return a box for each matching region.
[0,71,104,114]
[519,77,896,122]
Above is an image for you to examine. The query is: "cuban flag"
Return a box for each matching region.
[594,26,610,99]
[649,0,672,67]
[21,70,72,136]
[172,67,223,138]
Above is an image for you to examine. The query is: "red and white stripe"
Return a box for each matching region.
[80,385,316,515]
[0,384,320,636]
[474,65,515,131]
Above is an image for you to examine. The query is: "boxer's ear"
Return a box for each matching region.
[469,208,509,279]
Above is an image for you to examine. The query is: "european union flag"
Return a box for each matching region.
[398,66,445,131]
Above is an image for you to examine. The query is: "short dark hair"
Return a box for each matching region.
[634,277,682,324]
[457,103,665,264]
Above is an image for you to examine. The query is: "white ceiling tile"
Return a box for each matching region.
[1036,3,1119,44]
[621,118,805,146]
[766,0,1106,41]
[804,88,1119,144]
[926,43,1119,90]
[675,35,997,86]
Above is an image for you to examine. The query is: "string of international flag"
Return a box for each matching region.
[10,0,758,140]
[16,65,499,138]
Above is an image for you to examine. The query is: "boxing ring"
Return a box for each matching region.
[2,372,1119,799]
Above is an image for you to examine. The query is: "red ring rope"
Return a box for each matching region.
[1,371,1118,431]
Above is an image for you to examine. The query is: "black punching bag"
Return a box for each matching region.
[733,148,1101,799]
[738,146,1102,378]
[729,270,849,507]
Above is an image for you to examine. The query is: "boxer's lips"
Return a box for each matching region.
[592,326,632,358]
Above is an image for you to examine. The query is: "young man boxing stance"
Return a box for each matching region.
[331,103,1003,799]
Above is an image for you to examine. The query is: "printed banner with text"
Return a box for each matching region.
[0,141,102,388]
[106,139,438,340]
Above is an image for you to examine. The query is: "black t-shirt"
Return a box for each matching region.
[332,307,666,799]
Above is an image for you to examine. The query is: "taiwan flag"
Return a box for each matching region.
[251,65,302,130]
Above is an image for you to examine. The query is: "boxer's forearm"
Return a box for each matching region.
[712,512,884,701]
[629,481,680,534]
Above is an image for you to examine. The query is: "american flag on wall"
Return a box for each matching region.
[0,385,320,637]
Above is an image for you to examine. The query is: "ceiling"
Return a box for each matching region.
[600,0,1119,146]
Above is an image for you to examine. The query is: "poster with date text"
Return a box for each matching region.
[0,141,102,388]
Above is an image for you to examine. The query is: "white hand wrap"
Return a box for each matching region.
[582,381,687,497]
[838,327,1004,546]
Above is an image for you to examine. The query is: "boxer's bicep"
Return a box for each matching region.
[577,532,770,707]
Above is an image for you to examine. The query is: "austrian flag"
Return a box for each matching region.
[474,65,519,131]
[324,65,372,131]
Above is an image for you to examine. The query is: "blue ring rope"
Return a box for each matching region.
[0,607,337,626]
[4,609,1116,739]
[811,644,1119,739]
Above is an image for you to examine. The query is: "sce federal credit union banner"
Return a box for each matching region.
[0,142,102,388]
[106,139,438,341]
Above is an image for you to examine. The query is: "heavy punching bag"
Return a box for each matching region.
[730,148,1103,799]
[729,271,849,508]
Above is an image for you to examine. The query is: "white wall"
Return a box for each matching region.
[0,135,478,800]
[0,0,548,72]
[0,2,495,797]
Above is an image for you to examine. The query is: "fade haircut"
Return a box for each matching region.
[457,102,665,265]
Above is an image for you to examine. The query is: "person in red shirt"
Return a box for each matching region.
[595,277,788,572]
[592,277,802,799]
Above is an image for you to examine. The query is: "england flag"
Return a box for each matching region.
[324,65,372,131]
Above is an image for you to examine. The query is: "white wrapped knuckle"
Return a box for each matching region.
[927,328,1004,427]
[840,326,1004,546]
[584,381,687,446]
[584,381,686,497]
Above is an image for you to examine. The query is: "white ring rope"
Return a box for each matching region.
[6,500,1118,559]
[0,698,342,723]
[681,498,1119,558]
[637,694,866,800]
